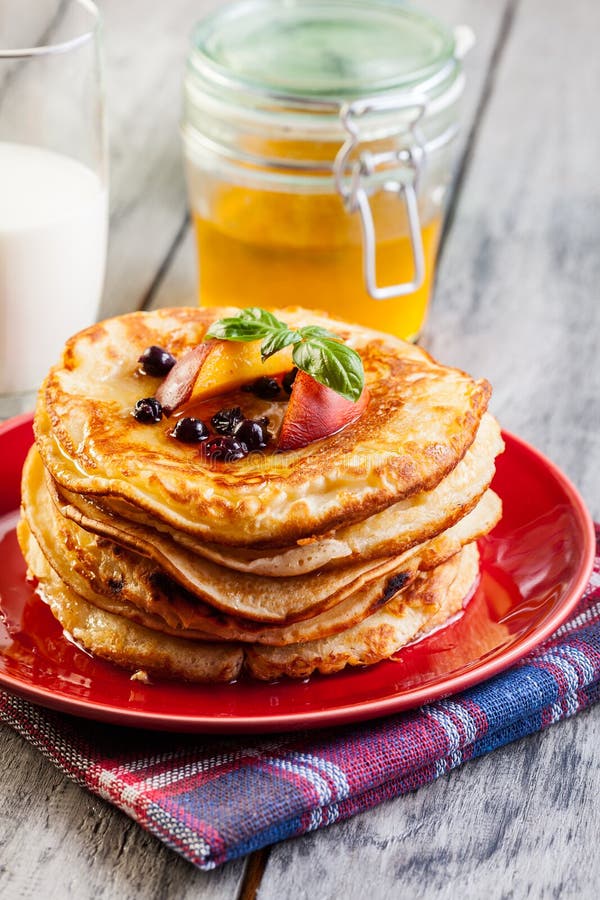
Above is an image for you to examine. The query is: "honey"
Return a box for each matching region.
[194,206,441,341]
[183,1,466,341]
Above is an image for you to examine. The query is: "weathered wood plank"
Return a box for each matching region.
[426,0,600,520]
[150,224,197,311]
[257,709,600,900]
[0,728,246,899]
[97,0,220,319]
[259,0,600,896]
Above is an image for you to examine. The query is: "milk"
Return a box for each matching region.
[0,142,107,402]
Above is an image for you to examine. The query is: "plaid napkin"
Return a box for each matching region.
[1,526,599,871]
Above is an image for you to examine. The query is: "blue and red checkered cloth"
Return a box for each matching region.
[1,526,599,870]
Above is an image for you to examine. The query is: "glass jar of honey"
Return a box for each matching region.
[183,0,470,340]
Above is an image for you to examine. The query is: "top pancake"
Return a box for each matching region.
[35,306,491,547]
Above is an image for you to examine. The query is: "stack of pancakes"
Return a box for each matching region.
[19,307,504,682]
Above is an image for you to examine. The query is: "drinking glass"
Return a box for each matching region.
[0,0,107,418]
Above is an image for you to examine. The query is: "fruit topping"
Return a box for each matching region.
[202,436,247,462]
[211,406,244,435]
[137,309,368,457]
[133,397,163,424]
[171,417,210,443]
[242,376,281,400]
[282,368,298,395]
[278,370,370,451]
[155,343,213,416]
[138,345,176,377]
[234,418,270,451]
[206,308,364,401]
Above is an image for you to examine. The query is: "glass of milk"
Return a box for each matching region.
[0,0,107,418]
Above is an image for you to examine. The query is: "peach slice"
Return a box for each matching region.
[156,339,295,416]
[156,343,212,415]
[278,369,370,451]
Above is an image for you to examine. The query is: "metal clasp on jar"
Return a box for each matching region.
[334,93,429,301]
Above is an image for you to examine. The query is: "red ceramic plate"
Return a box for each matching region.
[0,413,595,733]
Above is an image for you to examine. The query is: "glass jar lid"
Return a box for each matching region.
[189,0,460,108]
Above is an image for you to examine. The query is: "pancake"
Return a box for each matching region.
[18,520,478,682]
[21,304,504,682]
[246,543,480,680]
[22,451,500,648]
[23,446,422,629]
[24,503,415,645]
[35,306,492,547]
[18,521,244,683]
[22,444,500,646]
[53,411,503,575]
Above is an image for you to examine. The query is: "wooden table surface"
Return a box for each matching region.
[1,0,599,897]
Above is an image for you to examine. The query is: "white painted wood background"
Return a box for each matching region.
[1,0,599,897]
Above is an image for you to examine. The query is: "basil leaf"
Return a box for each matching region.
[260,328,301,360]
[297,325,339,341]
[205,317,272,342]
[206,308,288,343]
[240,307,283,330]
[293,337,364,402]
